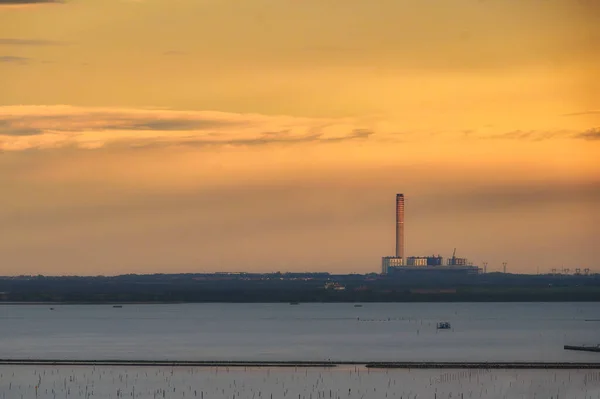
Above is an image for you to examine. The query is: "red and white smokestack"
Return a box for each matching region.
[395,194,404,262]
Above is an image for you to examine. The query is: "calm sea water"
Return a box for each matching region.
[0,302,598,362]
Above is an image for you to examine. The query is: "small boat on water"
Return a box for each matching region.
[437,321,451,330]
[112,305,123,308]
[289,301,299,305]
[354,304,363,308]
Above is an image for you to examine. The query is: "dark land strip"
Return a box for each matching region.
[1,272,599,303]
[1,360,600,369]
[564,345,600,353]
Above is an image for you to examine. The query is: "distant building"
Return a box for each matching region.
[381,193,405,274]
[406,257,428,266]
[382,256,403,274]
[395,194,404,260]
[426,256,444,266]
[380,194,480,276]
[406,256,444,266]
[387,265,481,275]
[447,257,468,266]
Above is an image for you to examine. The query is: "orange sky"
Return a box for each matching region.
[0,0,598,275]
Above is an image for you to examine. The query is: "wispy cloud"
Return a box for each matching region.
[487,130,565,141]
[0,120,41,136]
[0,55,29,63]
[0,105,374,151]
[322,128,373,142]
[562,110,600,117]
[574,127,600,140]
[481,127,600,142]
[0,0,63,8]
[0,0,61,3]
[0,38,65,46]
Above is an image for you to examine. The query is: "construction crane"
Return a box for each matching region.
[448,248,457,265]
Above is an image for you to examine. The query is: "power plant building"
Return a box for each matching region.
[381,256,403,274]
[426,256,444,266]
[406,257,428,266]
[447,257,468,266]
[381,193,481,275]
[406,256,444,266]
[396,193,404,261]
[381,194,405,273]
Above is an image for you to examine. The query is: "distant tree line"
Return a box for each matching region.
[0,272,598,303]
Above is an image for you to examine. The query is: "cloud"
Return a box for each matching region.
[487,130,565,141]
[0,38,65,46]
[416,181,600,214]
[321,128,373,142]
[0,0,63,7]
[574,127,600,140]
[0,120,41,136]
[562,110,600,117]
[0,55,29,64]
[475,127,600,142]
[0,105,374,151]
[99,118,239,132]
[0,0,61,3]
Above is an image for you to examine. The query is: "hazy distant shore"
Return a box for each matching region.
[1,272,599,303]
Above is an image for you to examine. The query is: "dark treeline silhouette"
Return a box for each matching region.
[0,272,598,303]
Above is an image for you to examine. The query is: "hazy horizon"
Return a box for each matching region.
[1,0,598,276]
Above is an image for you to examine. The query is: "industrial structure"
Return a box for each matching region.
[406,256,443,266]
[381,194,405,274]
[381,194,481,275]
[396,193,404,261]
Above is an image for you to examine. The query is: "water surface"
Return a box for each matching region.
[2,366,600,399]
[0,302,598,361]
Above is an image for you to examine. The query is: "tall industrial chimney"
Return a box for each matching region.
[395,194,405,262]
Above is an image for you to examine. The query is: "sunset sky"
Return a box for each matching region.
[1,0,598,276]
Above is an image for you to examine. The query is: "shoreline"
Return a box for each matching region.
[1,360,599,369]
[2,300,600,305]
